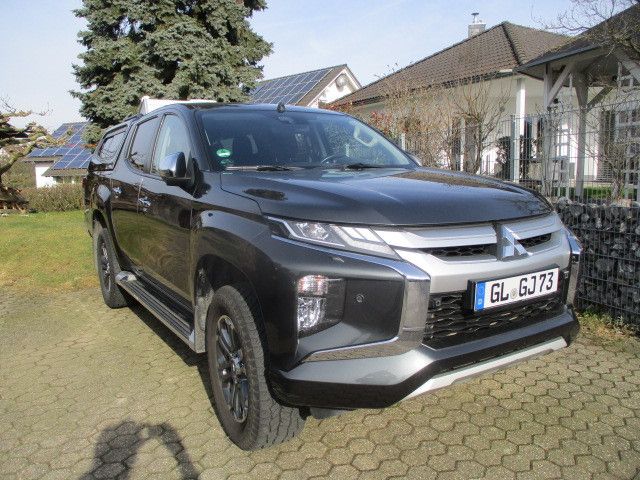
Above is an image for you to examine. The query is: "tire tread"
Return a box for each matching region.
[208,284,304,450]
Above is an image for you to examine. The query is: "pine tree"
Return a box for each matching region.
[72,0,272,140]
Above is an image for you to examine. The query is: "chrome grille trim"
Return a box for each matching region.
[373,213,562,253]
[374,224,496,249]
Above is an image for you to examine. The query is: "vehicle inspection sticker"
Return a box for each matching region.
[216,148,231,158]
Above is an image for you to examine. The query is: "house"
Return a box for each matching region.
[24,122,92,187]
[250,64,361,107]
[331,16,568,178]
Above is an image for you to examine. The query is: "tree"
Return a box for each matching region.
[366,68,460,168]
[446,77,511,174]
[542,0,640,58]
[72,0,272,141]
[374,73,511,173]
[0,101,57,210]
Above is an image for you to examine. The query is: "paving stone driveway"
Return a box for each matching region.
[1,288,640,480]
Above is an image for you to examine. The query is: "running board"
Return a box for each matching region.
[116,271,196,350]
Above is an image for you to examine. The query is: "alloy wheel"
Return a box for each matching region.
[99,238,111,292]
[215,315,249,423]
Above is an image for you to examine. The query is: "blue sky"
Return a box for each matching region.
[0,0,571,130]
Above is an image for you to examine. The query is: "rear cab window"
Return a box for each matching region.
[97,128,126,165]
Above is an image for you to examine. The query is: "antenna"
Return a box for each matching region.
[277,102,286,113]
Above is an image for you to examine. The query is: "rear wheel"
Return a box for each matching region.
[93,222,129,309]
[206,285,305,450]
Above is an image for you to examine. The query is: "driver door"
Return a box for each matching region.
[136,113,194,300]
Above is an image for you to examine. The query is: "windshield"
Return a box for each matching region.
[197,109,414,170]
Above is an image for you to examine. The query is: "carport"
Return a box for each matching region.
[517,5,640,199]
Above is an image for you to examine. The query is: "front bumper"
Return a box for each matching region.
[270,308,579,409]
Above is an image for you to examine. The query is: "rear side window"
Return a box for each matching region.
[98,128,126,164]
[128,117,160,170]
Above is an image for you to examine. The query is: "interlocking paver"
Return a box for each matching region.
[1,288,640,479]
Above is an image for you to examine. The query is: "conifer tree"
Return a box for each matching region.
[72,0,271,140]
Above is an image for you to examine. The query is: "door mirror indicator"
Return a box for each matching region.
[159,152,191,186]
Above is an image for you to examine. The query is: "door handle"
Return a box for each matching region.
[112,186,122,197]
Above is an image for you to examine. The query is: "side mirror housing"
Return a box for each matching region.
[159,152,191,186]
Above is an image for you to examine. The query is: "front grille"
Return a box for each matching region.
[519,233,552,249]
[423,292,565,348]
[424,244,494,257]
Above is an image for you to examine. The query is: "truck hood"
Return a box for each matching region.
[219,167,551,226]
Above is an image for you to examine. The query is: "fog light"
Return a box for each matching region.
[297,297,327,331]
[298,275,329,296]
[296,275,345,336]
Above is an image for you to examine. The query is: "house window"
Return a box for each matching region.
[598,106,640,194]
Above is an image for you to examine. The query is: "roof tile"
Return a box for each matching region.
[333,22,566,106]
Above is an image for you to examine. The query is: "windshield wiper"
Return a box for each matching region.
[226,165,295,171]
[342,162,388,170]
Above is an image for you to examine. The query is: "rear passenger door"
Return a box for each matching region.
[110,115,160,269]
[136,113,194,300]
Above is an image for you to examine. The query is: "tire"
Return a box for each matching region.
[93,222,129,309]
[206,284,305,450]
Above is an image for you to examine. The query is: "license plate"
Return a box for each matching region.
[473,267,559,311]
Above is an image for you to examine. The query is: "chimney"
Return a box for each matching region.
[468,12,486,38]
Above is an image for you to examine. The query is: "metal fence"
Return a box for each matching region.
[400,99,640,327]
[402,100,640,204]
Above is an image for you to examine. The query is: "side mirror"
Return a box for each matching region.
[407,153,422,166]
[159,152,191,186]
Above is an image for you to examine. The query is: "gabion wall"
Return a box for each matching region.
[556,198,640,328]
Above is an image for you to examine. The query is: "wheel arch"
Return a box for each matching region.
[193,253,265,354]
[92,209,107,228]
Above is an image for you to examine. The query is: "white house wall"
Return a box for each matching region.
[308,70,360,108]
[34,164,56,188]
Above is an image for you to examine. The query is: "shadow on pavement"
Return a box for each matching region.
[79,420,199,479]
[127,303,217,417]
[128,303,201,367]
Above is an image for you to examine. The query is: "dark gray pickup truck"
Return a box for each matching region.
[84,102,581,450]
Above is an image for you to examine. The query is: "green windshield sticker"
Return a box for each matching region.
[216,148,231,158]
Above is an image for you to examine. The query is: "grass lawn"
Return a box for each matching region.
[0,211,97,292]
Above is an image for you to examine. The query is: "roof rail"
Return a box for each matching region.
[138,95,217,115]
[123,113,143,122]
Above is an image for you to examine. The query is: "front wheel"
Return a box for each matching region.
[206,285,305,450]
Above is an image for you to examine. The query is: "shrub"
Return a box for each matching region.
[21,184,84,212]
[4,162,36,189]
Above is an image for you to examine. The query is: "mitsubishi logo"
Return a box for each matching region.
[497,225,529,260]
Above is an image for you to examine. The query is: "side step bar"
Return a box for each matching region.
[116,271,196,350]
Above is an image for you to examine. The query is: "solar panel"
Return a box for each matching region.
[28,122,90,159]
[27,122,95,173]
[250,66,333,105]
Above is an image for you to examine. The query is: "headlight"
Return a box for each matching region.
[269,217,398,258]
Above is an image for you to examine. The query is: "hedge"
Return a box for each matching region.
[21,184,84,212]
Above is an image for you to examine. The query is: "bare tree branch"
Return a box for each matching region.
[539,0,640,59]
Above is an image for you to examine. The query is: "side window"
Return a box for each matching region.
[128,117,160,170]
[151,115,191,173]
[98,129,126,164]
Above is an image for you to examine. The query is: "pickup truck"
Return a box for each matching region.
[84,101,581,450]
